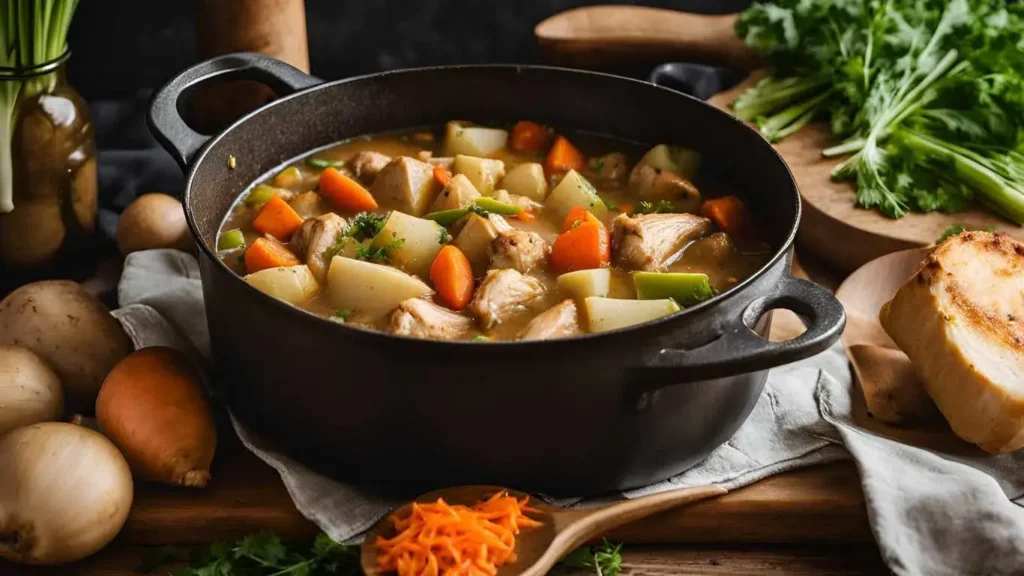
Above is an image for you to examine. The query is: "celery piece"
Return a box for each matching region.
[633,272,715,307]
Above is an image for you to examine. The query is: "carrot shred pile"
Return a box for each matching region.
[376,492,542,576]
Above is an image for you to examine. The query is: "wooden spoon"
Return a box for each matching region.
[360,484,726,575]
[535,6,762,70]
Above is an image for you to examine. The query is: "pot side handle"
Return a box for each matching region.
[148,52,321,169]
[646,276,846,384]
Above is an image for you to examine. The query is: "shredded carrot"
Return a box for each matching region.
[376,492,542,576]
[509,121,551,153]
[244,236,300,273]
[434,165,454,187]
[319,167,379,212]
[700,195,752,236]
[252,195,305,241]
[544,135,584,174]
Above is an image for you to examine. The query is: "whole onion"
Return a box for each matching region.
[0,422,133,565]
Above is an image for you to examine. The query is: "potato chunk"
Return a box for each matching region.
[244,265,320,305]
[373,211,446,278]
[453,155,505,195]
[371,157,442,216]
[326,256,432,316]
[428,174,481,213]
[443,123,509,157]
[501,163,548,201]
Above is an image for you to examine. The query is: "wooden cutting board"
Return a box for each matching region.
[537,6,1024,272]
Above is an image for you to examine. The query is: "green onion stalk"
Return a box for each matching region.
[0,0,80,214]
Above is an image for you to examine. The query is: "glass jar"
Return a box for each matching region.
[0,53,98,293]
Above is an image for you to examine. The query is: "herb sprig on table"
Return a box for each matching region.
[733,0,1024,222]
[139,532,624,576]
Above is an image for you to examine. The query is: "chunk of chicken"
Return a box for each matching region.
[289,213,347,280]
[468,269,545,329]
[519,299,580,341]
[390,298,475,340]
[288,191,327,219]
[629,164,701,211]
[684,232,736,268]
[589,152,629,183]
[371,157,442,216]
[350,151,391,184]
[489,229,548,273]
[612,213,711,271]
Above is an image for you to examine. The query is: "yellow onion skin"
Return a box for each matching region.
[0,422,133,565]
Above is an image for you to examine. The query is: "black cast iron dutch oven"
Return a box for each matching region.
[148,53,845,497]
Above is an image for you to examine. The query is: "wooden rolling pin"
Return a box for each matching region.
[192,0,310,133]
[535,6,761,70]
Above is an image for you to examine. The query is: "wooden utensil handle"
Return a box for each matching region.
[535,6,761,70]
[520,485,727,576]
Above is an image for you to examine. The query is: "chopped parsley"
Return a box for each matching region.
[438,227,452,244]
[636,200,676,215]
[323,212,390,261]
[356,231,404,263]
[471,335,491,342]
[306,158,345,170]
[330,309,351,323]
[589,157,605,174]
[560,538,624,576]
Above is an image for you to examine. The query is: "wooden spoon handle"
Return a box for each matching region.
[520,485,728,576]
[535,6,762,70]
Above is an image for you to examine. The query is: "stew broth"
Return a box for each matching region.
[217,122,772,341]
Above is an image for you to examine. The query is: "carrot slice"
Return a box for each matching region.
[700,195,752,236]
[318,166,379,212]
[509,121,551,153]
[544,135,584,174]
[244,236,300,273]
[561,206,603,232]
[515,209,537,222]
[551,221,610,272]
[433,165,453,187]
[252,195,304,241]
[430,245,475,311]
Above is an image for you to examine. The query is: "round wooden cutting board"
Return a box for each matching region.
[537,6,1024,272]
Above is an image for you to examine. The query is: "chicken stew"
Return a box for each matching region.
[217,122,772,341]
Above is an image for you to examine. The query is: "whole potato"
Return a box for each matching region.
[116,193,194,256]
[0,281,133,414]
[0,345,64,435]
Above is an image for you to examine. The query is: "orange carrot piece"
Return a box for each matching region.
[433,165,454,187]
[251,195,305,241]
[515,209,537,222]
[550,221,610,272]
[509,121,551,153]
[561,206,603,232]
[318,166,379,212]
[429,245,475,311]
[700,195,752,236]
[244,236,300,273]
[544,135,584,174]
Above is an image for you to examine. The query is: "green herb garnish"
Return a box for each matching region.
[138,532,359,576]
[347,212,388,241]
[356,232,404,263]
[438,227,452,244]
[589,157,606,173]
[330,310,352,324]
[560,538,624,576]
[306,158,345,170]
[471,335,491,342]
[734,0,1024,223]
[636,200,675,215]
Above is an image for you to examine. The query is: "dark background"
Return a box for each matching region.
[67,0,750,99]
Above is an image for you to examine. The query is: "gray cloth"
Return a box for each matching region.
[114,250,1024,576]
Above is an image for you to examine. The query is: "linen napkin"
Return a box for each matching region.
[113,250,1024,576]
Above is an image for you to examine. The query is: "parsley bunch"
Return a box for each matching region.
[140,533,359,576]
[734,0,1024,222]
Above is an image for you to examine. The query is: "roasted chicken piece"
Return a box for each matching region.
[288,191,328,219]
[390,298,475,340]
[519,299,580,341]
[468,269,545,329]
[880,231,1024,454]
[489,230,548,273]
[589,152,629,183]
[629,164,701,211]
[370,157,442,216]
[611,213,711,271]
[288,213,347,280]
[350,151,391,184]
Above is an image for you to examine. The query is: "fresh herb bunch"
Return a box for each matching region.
[139,532,360,576]
[0,0,81,213]
[734,0,1024,222]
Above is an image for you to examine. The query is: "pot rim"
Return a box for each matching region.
[181,63,801,348]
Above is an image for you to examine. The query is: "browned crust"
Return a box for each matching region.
[920,231,1024,349]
